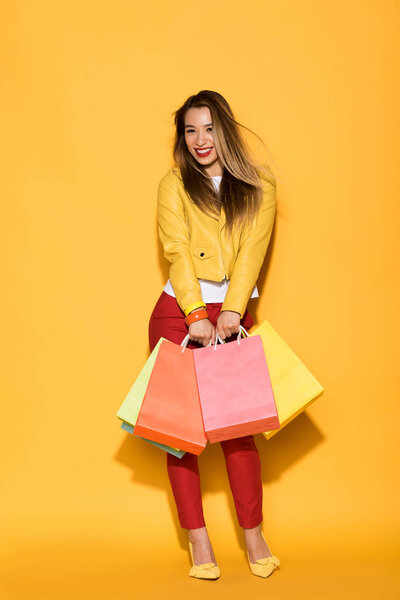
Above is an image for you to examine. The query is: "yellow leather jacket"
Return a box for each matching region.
[157,166,277,318]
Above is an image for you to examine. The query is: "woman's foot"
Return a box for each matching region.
[188,526,217,565]
[243,523,272,563]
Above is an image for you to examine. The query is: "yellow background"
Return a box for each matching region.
[1,1,399,598]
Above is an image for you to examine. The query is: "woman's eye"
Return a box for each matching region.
[186,127,212,133]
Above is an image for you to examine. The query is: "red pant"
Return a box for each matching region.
[148,291,263,530]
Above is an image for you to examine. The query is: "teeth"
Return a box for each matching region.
[196,148,211,154]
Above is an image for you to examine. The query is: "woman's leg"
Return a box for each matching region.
[148,292,216,564]
[221,435,273,561]
[166,452,217,564]
[166,452,205,530]
[220,435,263,529]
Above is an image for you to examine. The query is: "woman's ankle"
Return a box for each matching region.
[243,522,262,534]
[187,527,216,565]
[188,526,208,542]
[243,524,272,560]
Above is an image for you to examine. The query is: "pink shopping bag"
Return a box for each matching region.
[193,326,280,443]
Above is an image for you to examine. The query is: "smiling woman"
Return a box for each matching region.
[147,90,279,580]
[184,112,219,168]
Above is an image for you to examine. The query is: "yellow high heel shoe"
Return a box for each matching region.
[247,532,280,578]
[188,540,221,580]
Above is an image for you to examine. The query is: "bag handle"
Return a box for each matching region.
[181,335,216,352]
[213,334,226,351]
[213,325,250,350]
[237,325,250,345]
[181,324,249,352]
[181,333,191,352]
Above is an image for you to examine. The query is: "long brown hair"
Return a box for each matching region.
[172,90,276,236]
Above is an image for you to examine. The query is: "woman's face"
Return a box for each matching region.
[184,106,222,174]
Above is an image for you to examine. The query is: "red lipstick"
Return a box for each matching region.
[195,147,212,157]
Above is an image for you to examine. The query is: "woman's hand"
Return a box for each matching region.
[189,318,216,346]
[217,310,241,340]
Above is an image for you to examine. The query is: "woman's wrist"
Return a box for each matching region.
[185,307,209,326]
[184,301,207,317]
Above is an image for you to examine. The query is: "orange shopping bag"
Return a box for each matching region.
[133,335,207,455]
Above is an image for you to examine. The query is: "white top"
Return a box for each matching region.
[163,175,259,303]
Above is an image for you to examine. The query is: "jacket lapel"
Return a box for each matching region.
[218,206,226,232]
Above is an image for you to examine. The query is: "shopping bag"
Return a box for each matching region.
[116,337,163,427]
[250,320,324,439]
[116,337,185,457]
[120,421,185,458]
[133,335,207,455]
[193,326,280,443]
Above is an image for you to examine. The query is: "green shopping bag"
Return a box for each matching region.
[120,421,185,458]
[116,337,186,457]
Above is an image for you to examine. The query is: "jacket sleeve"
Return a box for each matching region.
[221,175,277,318]
[157,173,205,314]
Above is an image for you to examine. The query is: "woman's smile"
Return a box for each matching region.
[195,147,213,157]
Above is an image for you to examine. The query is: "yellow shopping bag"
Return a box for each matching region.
[250,321,324,439]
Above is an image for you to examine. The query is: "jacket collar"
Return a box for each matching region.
[171,166,183,181]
